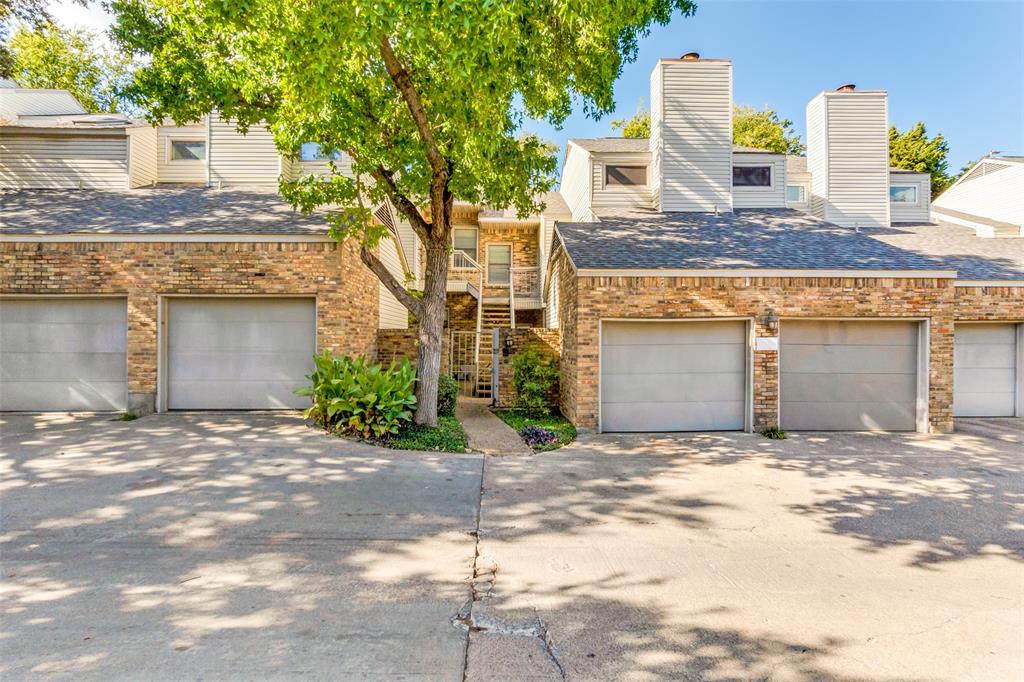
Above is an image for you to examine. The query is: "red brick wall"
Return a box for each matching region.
[1,240,378,411]
[494,327,562,408]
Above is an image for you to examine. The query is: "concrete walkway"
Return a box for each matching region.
[456,398,533,456]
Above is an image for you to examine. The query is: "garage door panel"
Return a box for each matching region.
[602,371,745,404]
[603,321,745,346]
[1,381,127,412]
[602,401,745,432]
[1,352,127,382]
[781,401,917,431]
[0,299,127,411]
[782,372,917,403]
[167,298,315,410]
[1,321,127,353]
[783,320,917,346]
[781,320,919,431]
[169,380,309,410]
[782,345,916,374]
[169,350,313,381]
[603,343,745,375]
[954,324,1018,417]
[954,368,1016,394]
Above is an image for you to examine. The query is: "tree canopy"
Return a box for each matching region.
[1,0,84,77]
[111,0,696,424]
[732,105,804,154]
[7,24,135,113]
[889,122,952,197]
[612,103,650,138]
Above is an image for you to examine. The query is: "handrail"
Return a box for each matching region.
[509,267,516,329]
[451,250,482,270]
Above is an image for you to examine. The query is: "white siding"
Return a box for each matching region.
[395,218,419,278]
[158,124,208,184]
[933,161,1024,228]
[732,153,786,209]
[378,235,409,329]
[0,130,127,189]
[806,95,827,218]
[559,142,594,221]
[649,65,662,209]
[651,59,733,212]
[127,126,158,188]
[807,91,890,228]
[889,172,931,223]
[591,152,654,212]
[208,113,280,186]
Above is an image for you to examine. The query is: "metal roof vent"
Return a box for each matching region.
[681,52,700,61]
[836,83,856,92]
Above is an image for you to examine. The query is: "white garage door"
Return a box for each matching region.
[781,320,919,431]
[167,298,316,410]
[0,298,127,411]
[955,323,1019,417]
[601,320,747,432]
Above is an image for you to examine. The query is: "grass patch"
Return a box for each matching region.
[494,409,577,452]
[386,416,468,453]
[759,426,787,440]
[115,411,139,422]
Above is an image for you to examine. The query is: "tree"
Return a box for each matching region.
[611,102,650,138]
[111,0,696,426]
[889,122,952,197]
[732,105,804,154]
[8,24,136,113]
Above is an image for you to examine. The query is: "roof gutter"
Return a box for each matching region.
[574,267,959,279]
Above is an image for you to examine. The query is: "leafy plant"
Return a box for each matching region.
[511,348,560,416]
[760,426,787,440]
[733,105,804,154]
[495,409,576,452]
[115,411,138,421]
[296,351,416,439]
[389,416,468,453]
[520,425,558,448]
[437,374,459,417]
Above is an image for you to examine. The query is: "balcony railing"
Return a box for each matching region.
[451,250,481,271]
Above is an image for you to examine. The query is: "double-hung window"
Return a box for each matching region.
[487,244,512,285]
[453,228,478,263]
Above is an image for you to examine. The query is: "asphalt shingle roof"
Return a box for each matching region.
[556,208,1024,280]
[0,188,332,234]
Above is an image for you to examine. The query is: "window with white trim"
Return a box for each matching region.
[786,185,806,203]
[487,244,511,284]
[890,185,918,203]
[605,165,647,187]
[453,227,478,263]
[169,139,206,162]
[733,165,772,187]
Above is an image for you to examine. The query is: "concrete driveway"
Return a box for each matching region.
[1,413,1021,681]
[0,413,482,680]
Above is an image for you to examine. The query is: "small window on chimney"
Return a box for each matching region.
[733,165,772,187]
[605,165,647,187]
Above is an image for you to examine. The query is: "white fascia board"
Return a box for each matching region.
[955,280,1024,287]
[575,267,958,279]
[0,233,334,243]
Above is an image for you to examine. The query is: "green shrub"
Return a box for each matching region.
[760,426,787,440]
[296,351,417,439]
[437,374,459,417]
[511,347,559,416]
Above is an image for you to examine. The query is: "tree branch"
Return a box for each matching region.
[369,166,432,243]
[360,244,423,318]
[378,35,445,178]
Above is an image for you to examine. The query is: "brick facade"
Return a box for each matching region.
[554,250,1024,434]
[1,240,378,412]
[494,327,562,408]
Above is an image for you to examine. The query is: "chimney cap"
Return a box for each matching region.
[681,52,700,61]
[836,83,856,92]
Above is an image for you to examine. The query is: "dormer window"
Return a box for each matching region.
[605,165,647,187]
[733,165,772,187]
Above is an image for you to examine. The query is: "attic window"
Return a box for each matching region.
[605,165,647,187]
[733,165,772,187]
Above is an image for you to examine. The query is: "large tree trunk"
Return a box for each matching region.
[414,240,450,426]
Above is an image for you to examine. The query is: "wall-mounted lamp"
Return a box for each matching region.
[763,312,780,334]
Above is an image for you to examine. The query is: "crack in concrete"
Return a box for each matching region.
[454,454,566,680]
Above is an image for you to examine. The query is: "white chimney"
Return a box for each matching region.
[650,54,733,212]
[806,85,890,227]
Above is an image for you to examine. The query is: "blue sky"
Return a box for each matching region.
[54,0,1023,172]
